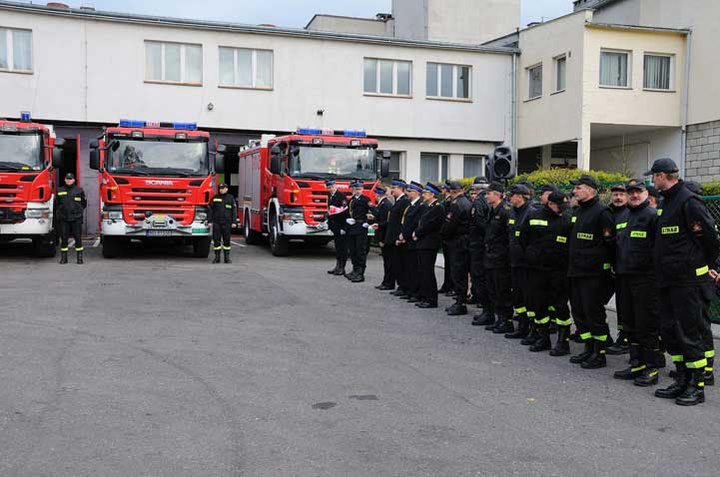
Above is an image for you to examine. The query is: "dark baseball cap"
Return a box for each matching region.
[539,184,559,194]
[447,181,464,191]
[570,175,599,190]
[64,173,75,180]
[644,158,679,176]
[547,191,567,206]
[610,184,627,193]
[473,176,489,185]
[487,182,505,194]
[218,183,228,188]
[626,182,647,192]
[509,184,531,197]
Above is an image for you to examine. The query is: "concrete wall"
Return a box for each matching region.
[305,16,392,36]
[590,127,681,177]
[685,121,720,182]
[392,0,428,41]
[593,0,720,126]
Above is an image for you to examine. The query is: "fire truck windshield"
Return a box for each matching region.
[290,146,376,180]
[0,133,43,171]
[106,139,209,177]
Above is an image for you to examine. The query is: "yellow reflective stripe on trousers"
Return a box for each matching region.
[671,355,684,363]
[593,335,608,342]
[686,358,708,369]
[213,246,222,251]
[580,332,592,341]
[554,318,573,326]
[75,247,84,252]
[60,247,69,252]
[535,316,551,325]
[696,265,709,276]
[705,350,715,359]
[526,311,536,318]
[548,306,556,312]
[515,307,527,314]
[223,246,232,250]
[631,365,647,372]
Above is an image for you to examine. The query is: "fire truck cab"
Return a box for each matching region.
[0,112,64,257]
[89,120,218,258]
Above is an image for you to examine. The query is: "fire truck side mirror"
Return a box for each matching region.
[89,141,100,171]
[52,146,64,169]
[380,159,391,178]
[214,153,225,174]
[270,155,281,175]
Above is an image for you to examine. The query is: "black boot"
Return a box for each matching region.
[634,349,660,387]
[570,341,594,364]
[59,251,68,264]
[493,317,514,334]
[472,310,495,327]
[76,251,84,265]
[607,332,629,355]
[549,325,571,357]
[334,259,347,276]
[224,250,232,264]
[655,365,688,399]
[212,250,221,264]
[581,340,607,369]
[350,268,365,283]
[705,356,715,386]
[345,268,358,280]
[328,259,341,274]
[505,314,530,339]
[446,301,468,316]
[676,369,705,406]
[521,322,539,346]
[529,325,551,352]
[614,344,644,380]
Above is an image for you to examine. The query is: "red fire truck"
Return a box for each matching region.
[229,128,389,256]
[89,120,217,258]
[0,113,64,257]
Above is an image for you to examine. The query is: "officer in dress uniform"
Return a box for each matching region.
[208,183,238,264]
[371,186,395,290]
[398,181,427,302]
[413,183,446,309]
[326,180,349,276]
[386,181,411,296]
[442,181,472,316]
[55,173,87,264]
[438,182,455,296]
[345,181,371,283]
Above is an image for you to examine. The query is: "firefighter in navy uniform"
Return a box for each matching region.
[370,186,395,290]
[386,181,411,297]
[469,179,493,326]
[413,183,446,308]
[607,184,631,355]
[649,158,719,406]
[612,181,664,386]
[519,191,572,353]
[209,183,238,264]
[55,173,87,264]
[442,181,472,316]
[326,180,349,276]
[345,181,371,283]
[567,175,616,369]
[482,182,513,330]
[397,182,427,301]
[502,184,533,338]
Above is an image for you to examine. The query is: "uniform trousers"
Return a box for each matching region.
[347,233,368,270]
[212,223,232,250]
[417,249,439,305]
[487,266,512,320]
[60,220,83,251]
[569,276,610,343]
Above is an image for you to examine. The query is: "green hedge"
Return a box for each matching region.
[453,168,629,190]
[700,182,720,196]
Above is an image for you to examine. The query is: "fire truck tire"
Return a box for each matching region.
[33,236,57,258]
[243,215,262,245]
[268,212,289,257]
[192,237,211,258]
[102,237,122,258]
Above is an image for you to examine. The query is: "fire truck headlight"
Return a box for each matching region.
[194,208,208,221]
[103,210,123,220]
[282,212,304,222]
[25,208,50,219]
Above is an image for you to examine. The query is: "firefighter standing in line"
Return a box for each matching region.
[469,179,493,327]
[326,180,349,276]
[413,183,446,309]
[371,186,395,290]
[345,181,371,283]
[438,183,455,296]
[567,175,616,369]
[55,172,87,265]
[442,181,472,316]
[519,191,572,354]
[482,182,513,329]
[397,181,427,301]
[209,183,238,264]
[607,184,631,355]
[612,181,664,387]
[386,181,411,297]
[650,158,719,406]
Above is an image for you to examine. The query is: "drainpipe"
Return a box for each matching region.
[511,52,518,165]
[680,29,692,177]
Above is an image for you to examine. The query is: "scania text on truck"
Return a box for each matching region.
[0,112,64,257]
[89,120,218,258]
[227,128,389,256]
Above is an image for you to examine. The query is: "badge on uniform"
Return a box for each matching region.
[691,222,703,233]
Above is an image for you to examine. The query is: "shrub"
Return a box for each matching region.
[511,168,629,188]
[700,181,720,197]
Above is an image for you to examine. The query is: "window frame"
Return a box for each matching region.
[553,55,567,94]
[144,40,203,87]
[527,63,543,101]
[0,27,33,74]
[599,48,632,89]
[218,46,274,91]
[363,58,413,98]
[463,155,486,179]
[643,52,674,92]
[425,62,472,102]
[420,153,450,183]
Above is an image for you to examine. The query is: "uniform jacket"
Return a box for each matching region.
[508,201,531,268]
[616,200,657,275]
[654,181,720,287]
[519,204,570,273]
[208,193,237,224]
[327,190,349,235]
[55,185,87,222]
[568,196,616,278]
[414,200,445,251]
[372,196,393,243]
[347,194,371,236]
[484,202,512,270]
[469,194,490,251]
[386,194,410,245]
[401,198,426,250]
[441,195,472,240]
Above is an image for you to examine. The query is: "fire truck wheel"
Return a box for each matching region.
[102,237,122,259]
[268,213,289,257]
[243,215,262,245]
[33,236,57,258]
[192,237,211,258]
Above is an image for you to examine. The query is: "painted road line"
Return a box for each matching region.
[231,241,246,248]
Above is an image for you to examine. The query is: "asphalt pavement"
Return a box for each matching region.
[1,239,720,477]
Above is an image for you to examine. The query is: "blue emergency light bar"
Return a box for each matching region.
[296,127,367,138]
[118,119,198,131]
[297,128,323,135]
[343,129,367,138]
[20,111,31,123]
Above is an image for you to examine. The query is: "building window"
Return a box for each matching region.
[555,56,566,92]
[219,47,273,89]
[528,64,542,99]
[0,28,32,72]
[426,63,471,100]
[145,41,202,85]
[420,153,449,183]
[600,50,630,88]
[463,155,485,179]
[363,58,412,96]
[380,151,403,180]
[644,54,672,90]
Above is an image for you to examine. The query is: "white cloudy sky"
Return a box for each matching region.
[40,0,573,29]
